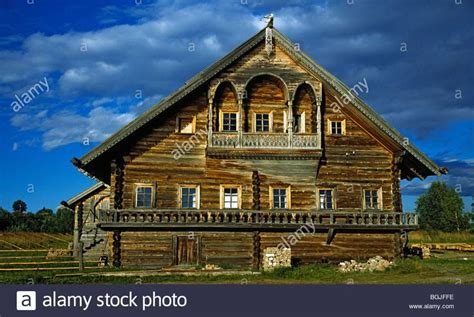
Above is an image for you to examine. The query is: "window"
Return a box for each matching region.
[328,119,346,135]
[364,189,380,209]
[222,112,237,131]
[331,121,342,135]
[177,116,195,134]
[180,186,199,209]
[255,113,270,132]
[135,186,153,208]
[293,113,305,133]
[220,185,241,209]
[271,187,290,209]
[319,189,334,209]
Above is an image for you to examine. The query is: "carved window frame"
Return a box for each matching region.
[179,185,200,209]
[252,111,273,133]
[327,118,346,136]
[269,185,291,209]
[220,184,242,209]
[134,183,155,209]
[362,188,383,210]
[176,115,196,134]
[219,111,239,132]
[317,188,335,210]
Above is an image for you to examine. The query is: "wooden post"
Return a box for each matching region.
[208,99,214,145]
[287,100,293,148]
[252,231,261,270]
[73,205,80,257]
[238,97,243,147]
[316,97,322,148]
[252,171,260,210]
[78,241,84,271]
[112,230,121,268]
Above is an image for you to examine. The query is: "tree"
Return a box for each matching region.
[36,208,55,232]
[12,200,27,213]
[54,207,74,233]
[416,181,469,232]
[0,207,11,230]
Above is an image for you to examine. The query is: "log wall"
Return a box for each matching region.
[111,231,399,269]
[102,36,401,268]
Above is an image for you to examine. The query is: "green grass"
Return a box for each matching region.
[0,255,472,284]
[0,231,472,284]
[0,232,72,250]
[409,230,474,244]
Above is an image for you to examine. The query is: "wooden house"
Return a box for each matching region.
[64,20,446,269]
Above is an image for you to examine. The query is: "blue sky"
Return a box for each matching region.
[0,0,472,212]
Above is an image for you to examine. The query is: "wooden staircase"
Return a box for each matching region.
[80,224,108,262]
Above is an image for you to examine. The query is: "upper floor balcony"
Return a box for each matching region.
[211,132,320,149]
[205,75,323,158]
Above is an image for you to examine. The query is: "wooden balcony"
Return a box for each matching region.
[210,132,320,149]
[97,209,418,232]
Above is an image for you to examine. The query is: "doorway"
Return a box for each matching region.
[173,236,200,266]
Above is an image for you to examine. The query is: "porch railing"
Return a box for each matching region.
[97,209,418,230]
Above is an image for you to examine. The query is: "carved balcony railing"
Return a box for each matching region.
[210,132,320,149]
[97,209,418,231]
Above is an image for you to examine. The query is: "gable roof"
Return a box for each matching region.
[61,182,108,208]
[74,26,446,181]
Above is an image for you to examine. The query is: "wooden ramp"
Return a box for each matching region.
[411,243,474,252]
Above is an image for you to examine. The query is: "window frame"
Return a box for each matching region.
[176,115,196,134]
[220,111,239,132]
[363,188,382,210]
[318,188,335,210]
[253,112,273,133]
[219,184,242,209]
[327,119,346,136]
[134,184,155,209]
[269,185,291,209]
[179,185,200,209]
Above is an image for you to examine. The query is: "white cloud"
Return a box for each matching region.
[10,106,135,150]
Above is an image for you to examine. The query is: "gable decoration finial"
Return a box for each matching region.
[263,13,274,57]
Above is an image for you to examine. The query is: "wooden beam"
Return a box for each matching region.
[325,228,336,246]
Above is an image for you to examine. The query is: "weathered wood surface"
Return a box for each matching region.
[82,35,409,268]
[113,231,400,269]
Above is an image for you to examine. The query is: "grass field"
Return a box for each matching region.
[0,231,472,284]
[0,232,72,249]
